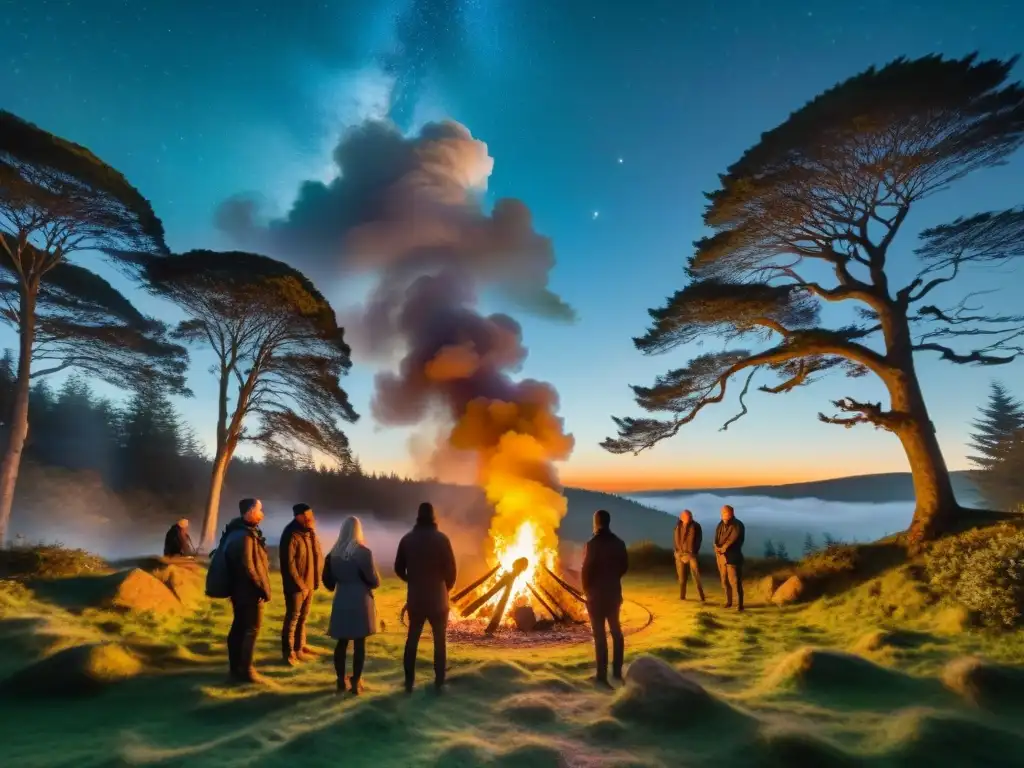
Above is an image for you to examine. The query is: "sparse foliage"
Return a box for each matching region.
[604,54,1024,550]
[763,539,777,558]
[776,542,790,561]
[0,110,184,544]
[803,532,816,556]
[111,249,360,546]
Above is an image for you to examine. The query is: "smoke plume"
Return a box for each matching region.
[216,118,577,568]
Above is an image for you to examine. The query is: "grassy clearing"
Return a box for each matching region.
[0,546,1023,767]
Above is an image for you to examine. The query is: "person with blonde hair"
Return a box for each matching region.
[323,515,380,694]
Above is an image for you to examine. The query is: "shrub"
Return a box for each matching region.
[926,524,1024,628]
[797,542,859,579]
[0,543,108,579]
[627,540,675,572]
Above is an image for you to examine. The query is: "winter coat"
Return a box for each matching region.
[393,521,457,618]
[581,527,629,609]
[674,521,703,559]
[279,519,323,595]
[324,548,379,640]
[222,517,272,602]
[714,519,746,566]
[163,524,196,557]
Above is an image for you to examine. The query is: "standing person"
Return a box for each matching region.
[163,518,196,557]
[674,509,705,602]
[714,505,746,612]
[581,509,629,688]
[394,502,457,693]
[279,503,323,666]
[323,515,380,694]
[222,498,272,683]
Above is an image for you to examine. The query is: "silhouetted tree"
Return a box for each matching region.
[977,432,1024,511]
[823,533,837,547]
[0,110,188,543]
[113,249,360,546]
[803,532,816,556]
[776,542,790,561]
[603,54,1024,551]
[119,377,189,493]
[968,381,1024,471]
[763,539,777,558]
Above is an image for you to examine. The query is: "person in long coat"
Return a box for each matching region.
[323,515,380,694]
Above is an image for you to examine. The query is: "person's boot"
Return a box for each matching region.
[298,646,319,660]
[349,676,365,695]
[335,677,346,695]
[238,667,268,685]
[283,652,300,667]
[404,678,414,694]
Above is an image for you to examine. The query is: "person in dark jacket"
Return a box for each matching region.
[713,505,745,611]
[279,503,323,665]
[163,518,196,558]
[222,498,272,683]
[394,502,457,693]
[674,509,705,602]
[323,515,380,695]
[581,509,629,687]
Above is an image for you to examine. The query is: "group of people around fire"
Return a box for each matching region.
[162,501,745,691]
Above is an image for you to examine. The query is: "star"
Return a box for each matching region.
[617,157,624,164]
[592,210,600,220]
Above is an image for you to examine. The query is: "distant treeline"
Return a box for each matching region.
[0,353,489,531]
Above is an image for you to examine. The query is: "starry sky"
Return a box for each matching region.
[3,0,1023,491]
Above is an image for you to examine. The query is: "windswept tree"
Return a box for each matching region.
[967,381,1024,470]
[113,249,360,547]
[603,54,1024,550]
[0,110,186,543]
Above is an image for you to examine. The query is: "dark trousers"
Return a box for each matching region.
[228,597,264,674]
[586,600,624,681]
[281,590,312,658]
[717,557,744,609]
[404,609,449,686]
[334,638,366,684]
[676,554,705,600]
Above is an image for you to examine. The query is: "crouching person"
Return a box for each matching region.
[324,516,380,695]
[224,498,272,683]
[280,503,322,665]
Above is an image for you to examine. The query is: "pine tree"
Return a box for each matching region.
[968,381,1024,471]
[119,378,188,492]
[803,532,816,556]
[776,542,790,561]
[823,533,836,548]
[763,539,777,559]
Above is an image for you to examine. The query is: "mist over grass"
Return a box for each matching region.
[629,493,915,554]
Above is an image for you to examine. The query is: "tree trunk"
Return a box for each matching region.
[200,449,232,550]
[0,286,36,546]
[888,359,960,552]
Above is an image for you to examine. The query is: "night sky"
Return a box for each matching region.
[3,0,1023,490]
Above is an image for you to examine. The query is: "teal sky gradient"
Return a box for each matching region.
[2,0,1023,489]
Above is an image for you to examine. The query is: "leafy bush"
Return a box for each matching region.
[0,543,108,579]
[926,523,1024,628]
[797,542,860,580]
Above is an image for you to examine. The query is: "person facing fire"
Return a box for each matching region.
[714,504,746,611]
[674,509,705,602]
[279,503,323,666]
[581,508,629,687]
[223,498,272,683]
[394,501,457,693]
[324,515,380,695]
[163,517,196,558]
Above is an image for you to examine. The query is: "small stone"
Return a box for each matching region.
[513,606,537,632]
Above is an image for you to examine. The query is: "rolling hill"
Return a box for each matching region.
[626,470,982,505]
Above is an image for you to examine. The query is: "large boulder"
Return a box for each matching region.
[758,574,787,601]
[105,568,186,615]
[611,655,750,731]
[1,642,142,697]
[771,575,806,606]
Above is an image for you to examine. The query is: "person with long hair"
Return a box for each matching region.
[323,515,380,694]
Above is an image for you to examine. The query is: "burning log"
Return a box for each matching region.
[459,558,528,618]
[456,555,587,633]
[451,564,501,604]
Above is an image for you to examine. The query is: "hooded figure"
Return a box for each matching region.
[163,518,196,558]
[323,515,380,694]
[394,502,457,693]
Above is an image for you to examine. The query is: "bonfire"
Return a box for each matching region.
[453,515,587,636]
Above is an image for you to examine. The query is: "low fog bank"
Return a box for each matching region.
[630,492,915,555]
